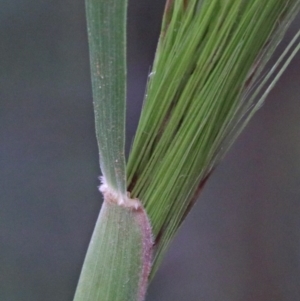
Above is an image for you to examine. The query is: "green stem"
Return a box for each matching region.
[73,189,153,301]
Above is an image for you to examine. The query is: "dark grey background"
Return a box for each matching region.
[1,1,300,300]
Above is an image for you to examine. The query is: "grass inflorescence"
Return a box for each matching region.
[127,0,300,276]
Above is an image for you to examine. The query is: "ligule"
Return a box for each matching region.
[127,0,300,276]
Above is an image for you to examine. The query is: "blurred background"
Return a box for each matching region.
[1,1,300,300]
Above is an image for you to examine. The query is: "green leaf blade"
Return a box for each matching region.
[75,1,154,300]
[86,0,127,194]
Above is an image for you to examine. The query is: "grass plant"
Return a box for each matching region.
[74,0,300,300]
